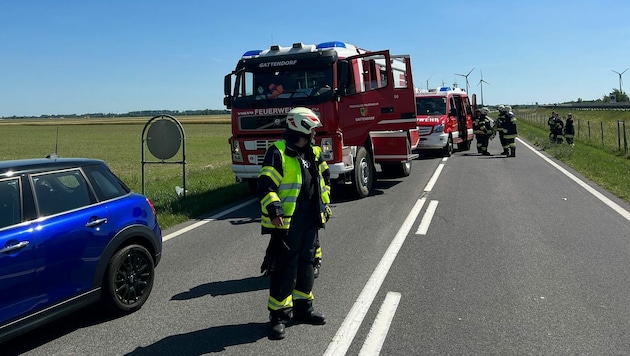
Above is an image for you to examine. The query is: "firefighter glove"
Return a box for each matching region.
[324,204,333,222]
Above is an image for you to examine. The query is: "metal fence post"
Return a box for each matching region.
[618,121,622,151]
[623,121,628,154]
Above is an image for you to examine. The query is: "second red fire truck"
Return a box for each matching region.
[223,41,420,198]
[414,86,475,157]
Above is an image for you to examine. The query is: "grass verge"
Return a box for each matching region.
[518,121,630,203]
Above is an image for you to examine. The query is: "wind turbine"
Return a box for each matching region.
[477,70,490,106]
[455,67,475,93]
[425,74,433,90]
[611,68,629,93]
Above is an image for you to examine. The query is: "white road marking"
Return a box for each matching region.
[424,163,444,192]
[518,138,630,222]
[358,292,402,356]
[323,197,426,356]
[162,198,257,242]
[416,200,439,235]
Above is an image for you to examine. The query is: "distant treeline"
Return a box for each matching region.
[538,102,630,110]
[1,109,231,120]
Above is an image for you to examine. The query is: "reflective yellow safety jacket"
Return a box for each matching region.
[259,140,328,232]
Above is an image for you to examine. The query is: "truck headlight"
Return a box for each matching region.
[320,137,333,161]
[232,140,243,162]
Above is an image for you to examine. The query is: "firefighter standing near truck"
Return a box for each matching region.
[312,143,331,278]
[503,106,518,157]
[261,135,331,279]
[257,107,331,340]
[473,107,494,156]
[494,105,509,155]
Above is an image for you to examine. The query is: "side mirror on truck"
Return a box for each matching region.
[224,74,233,109]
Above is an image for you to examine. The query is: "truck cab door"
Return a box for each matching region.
[337,50,417,146]
[451,95,467,140]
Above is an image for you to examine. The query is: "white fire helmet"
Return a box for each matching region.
[286,107,322,135]
[480,107,490,115]
[497,105,506,112]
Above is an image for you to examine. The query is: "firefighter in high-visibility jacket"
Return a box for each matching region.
[261,144,330,278]
[257,107,331,340]
[312,145,331,279]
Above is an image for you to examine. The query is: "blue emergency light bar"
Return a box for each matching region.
[439,87,452,91]
[242,49,263,57]
[316,41,347,49]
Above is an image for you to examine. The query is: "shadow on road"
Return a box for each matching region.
[171,275,269,300]
[124,322,269,355]
[1,304,119,355]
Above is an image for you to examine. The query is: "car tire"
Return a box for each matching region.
[442,136,453,157]
[102,244,155,314]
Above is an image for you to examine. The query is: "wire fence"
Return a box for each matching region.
[516,111,629,155]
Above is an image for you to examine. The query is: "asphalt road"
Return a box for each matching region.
[5,137,630,355]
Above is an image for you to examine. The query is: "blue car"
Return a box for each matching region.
[0,157,162,343]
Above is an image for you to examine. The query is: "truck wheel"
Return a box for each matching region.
[353,147,373,198]
[442,136,453,157]
[381,139,412,178]
[381,160,412,178]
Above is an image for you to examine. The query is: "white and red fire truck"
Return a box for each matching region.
[414,86,475,157]
[223,41,419,198]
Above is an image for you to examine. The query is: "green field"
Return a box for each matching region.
[516,107,630,157]
[2,111,629,230]
[515,108,630,203]
[0,115,251,229]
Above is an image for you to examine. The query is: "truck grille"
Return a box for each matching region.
[244,140,275,151]
[419,126,433,135]
[240,115,286,130]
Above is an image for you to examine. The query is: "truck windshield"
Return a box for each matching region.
[234,67,334,104]
[416,97,447,115]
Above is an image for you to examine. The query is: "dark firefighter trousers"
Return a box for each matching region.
[475,134,492,153]
[268,202,317,322]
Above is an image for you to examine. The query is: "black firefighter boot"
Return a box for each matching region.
[269,310,290,340]
[502,148,510,155]
[293,300,326,325]
[509,147,516,157]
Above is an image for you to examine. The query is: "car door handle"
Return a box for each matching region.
[85,218,108,227]
[0,241,30,253]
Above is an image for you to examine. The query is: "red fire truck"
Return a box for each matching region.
[223,41,419,198]
[414,86,475,157]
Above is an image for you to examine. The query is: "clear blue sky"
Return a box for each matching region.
[2,0,630,117]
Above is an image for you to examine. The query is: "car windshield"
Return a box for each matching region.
[416,97,447,115]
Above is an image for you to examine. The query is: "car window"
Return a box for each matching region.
[0,178,21,228]
[32,169,94,216]
[83,163,130,201]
